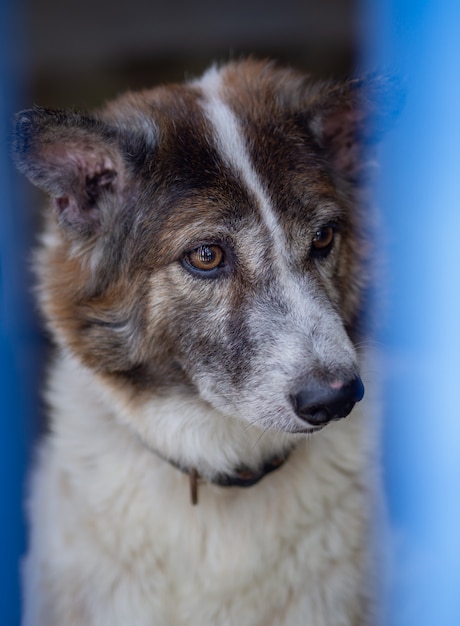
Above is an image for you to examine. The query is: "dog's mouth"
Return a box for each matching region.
[286,423,326,436]
[306,424,327,433]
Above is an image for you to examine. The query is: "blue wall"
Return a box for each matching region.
[367,0,460,623]
[0,1,39,624]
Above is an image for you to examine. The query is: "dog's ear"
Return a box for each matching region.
[309,75,402,181]
[12,107,128,238]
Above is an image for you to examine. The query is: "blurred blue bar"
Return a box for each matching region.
[0,1,37,624]
[365,0,460,623]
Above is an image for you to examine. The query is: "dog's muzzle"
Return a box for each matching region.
[292,376,364,427]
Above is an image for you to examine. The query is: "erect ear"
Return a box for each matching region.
[309,75,402,181]
[13,107,127,237]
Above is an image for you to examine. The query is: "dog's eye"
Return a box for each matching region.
[311,225,335,258]
[183,244,225,275]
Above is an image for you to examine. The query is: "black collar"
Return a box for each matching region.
[162,452,292,505]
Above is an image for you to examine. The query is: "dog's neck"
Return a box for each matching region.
[93,370,299,471]
[154,447,293,505]
[51,351,300,504]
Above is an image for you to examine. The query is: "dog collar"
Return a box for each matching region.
[155,451,291,505]
[187,454,289,505]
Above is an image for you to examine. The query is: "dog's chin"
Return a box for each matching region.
[247,406,341,436]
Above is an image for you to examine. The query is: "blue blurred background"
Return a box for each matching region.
[1,1,43,623]
[368,0,460,624]
[1,0,459,623]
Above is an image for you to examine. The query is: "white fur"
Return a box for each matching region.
[200,68,284,250]
[23,351,375,626]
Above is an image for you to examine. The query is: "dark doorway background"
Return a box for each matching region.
[23,0,359,109]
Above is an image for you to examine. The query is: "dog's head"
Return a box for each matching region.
[13,60,385,443]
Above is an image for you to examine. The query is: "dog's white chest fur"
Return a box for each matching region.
[13,60,383,625]
[23,353,372,626]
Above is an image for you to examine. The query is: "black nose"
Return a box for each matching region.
[292,377,364,426]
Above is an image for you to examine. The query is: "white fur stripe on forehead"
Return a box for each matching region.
[197,67,286,251]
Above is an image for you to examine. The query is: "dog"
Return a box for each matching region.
[14,59,383,626]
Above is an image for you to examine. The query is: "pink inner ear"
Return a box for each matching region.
[43,140,119,235]
[47,144,117,234]
[54,196,70,213]
[44,141,116,180]
[52,193,102,234]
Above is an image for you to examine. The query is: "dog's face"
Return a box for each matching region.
[14,60,379,438]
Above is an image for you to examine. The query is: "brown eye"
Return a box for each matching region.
[186,244,224,271]
[311,225,335,257]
